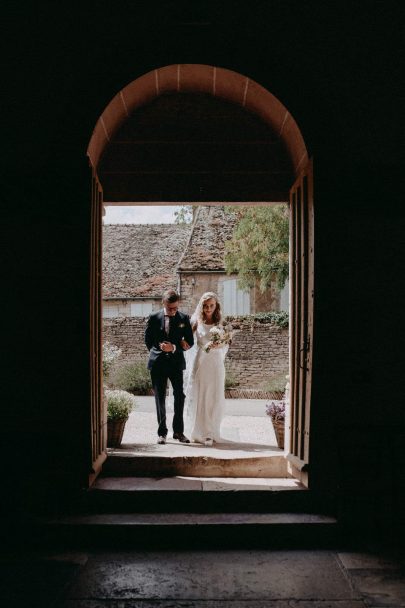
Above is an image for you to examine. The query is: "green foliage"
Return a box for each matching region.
[260,370,289,395]
[224,204,289,291]
[109,360,152,394]
[105,389,136,421]
[225,366,239,389]
[174,205,193,224]
[250,311,289,327]
[224,311,289,328]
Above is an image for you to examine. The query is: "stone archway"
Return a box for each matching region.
[87,64,312,485]
[88,64,308,178]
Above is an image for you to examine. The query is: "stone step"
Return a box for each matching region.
[86,476,328,514]
[103,452,288,477]
[43,512,339,549]
[93,476,304,492]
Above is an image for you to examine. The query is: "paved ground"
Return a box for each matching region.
[121,396,279,448]
[2,548,405,607]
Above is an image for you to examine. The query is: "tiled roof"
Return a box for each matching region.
[103,224,191,298]
[177,206,236,271]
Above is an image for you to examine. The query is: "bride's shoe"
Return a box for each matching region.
[204,437,213,446]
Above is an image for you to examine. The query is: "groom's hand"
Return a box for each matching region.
[160,341,175,352]
[180,339,190,350]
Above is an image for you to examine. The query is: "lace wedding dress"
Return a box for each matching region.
[184,322,227,443]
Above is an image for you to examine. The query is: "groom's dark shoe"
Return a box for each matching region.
[173,432,190,443]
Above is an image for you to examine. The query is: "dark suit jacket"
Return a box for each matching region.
[145,310,194,371]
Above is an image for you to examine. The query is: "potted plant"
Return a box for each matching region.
[105,389,136,448]
[265,400,286,449]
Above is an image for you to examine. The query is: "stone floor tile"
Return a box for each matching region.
[287,602,366,608]
[67,550,357,601]
[338,552,401,570]
[62,600,367,608]
[348,569,405,606]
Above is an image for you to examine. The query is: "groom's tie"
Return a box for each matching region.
[168,315,174,337]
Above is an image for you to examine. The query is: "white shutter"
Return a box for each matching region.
[130,301,153,316]
[280,279,289,312]
[103,304,119,318]
[223,279,250,315]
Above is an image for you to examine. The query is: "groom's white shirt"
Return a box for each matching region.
[163,307,176,352]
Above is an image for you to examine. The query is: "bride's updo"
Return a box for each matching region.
[192,291,222,326]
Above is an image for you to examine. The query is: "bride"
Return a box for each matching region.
[183,292,229,446]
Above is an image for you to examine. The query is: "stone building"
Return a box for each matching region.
[103,205,288,317]
[102,223,191,317]
[177,205,288,315]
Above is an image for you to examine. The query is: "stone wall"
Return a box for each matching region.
[103,316,289,389]
[226,319,289,387]
[103,317,150,363]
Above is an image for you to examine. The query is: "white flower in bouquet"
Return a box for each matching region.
[204,324,233,352]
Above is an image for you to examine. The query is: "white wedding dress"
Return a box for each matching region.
[184,322,227,443]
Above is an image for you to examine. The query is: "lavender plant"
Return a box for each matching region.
[265,400,286,422]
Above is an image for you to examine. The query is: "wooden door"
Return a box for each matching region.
[288,158,314,485]
[89,169,107,485]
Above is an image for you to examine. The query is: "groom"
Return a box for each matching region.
[145,289,194,444]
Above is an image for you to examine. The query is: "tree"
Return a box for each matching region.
[224,204,289,292]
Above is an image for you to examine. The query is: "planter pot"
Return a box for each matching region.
[107,417,128,448]
[272,419,285,449]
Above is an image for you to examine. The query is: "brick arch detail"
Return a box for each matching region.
[87,64,308,176]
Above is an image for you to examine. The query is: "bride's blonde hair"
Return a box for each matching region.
[192,292,222,327]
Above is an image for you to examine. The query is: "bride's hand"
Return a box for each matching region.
[180,339,190,350]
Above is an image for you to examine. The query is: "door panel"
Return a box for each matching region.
[89,170,107,485]
[288,159,314,482]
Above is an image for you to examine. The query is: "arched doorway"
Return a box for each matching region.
[87,64,313,486]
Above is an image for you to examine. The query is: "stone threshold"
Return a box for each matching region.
[93,476,304,492]
[55,512,335,525]
[43,511,339,548]
[87,474,318,515]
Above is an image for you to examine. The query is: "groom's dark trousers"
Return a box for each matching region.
[145,310,194,437]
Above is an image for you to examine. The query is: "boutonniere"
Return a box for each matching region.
[178,323,185,328]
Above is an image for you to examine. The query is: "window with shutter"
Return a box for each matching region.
[130,301,154,316]
[223,279,250,315]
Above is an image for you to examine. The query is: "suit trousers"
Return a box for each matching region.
[150,356,185,437]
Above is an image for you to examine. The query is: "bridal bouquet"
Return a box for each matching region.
[204,324,233,352]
